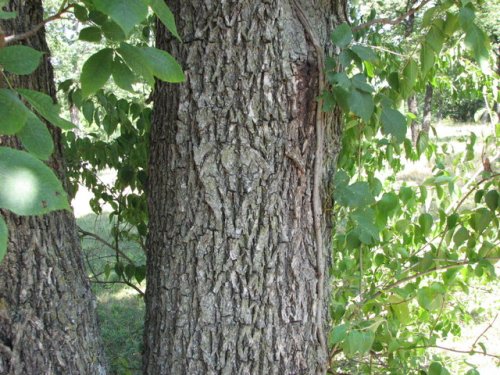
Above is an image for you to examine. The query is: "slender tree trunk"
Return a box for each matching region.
[0,1,107,374]
[421,84,433,134]
[408,95,419,145]
[144,0,345,373]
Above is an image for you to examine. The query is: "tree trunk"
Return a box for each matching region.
[144,1,345,374]
[408,95,419,145]
[0,1,107,374]
[421,84,433,134]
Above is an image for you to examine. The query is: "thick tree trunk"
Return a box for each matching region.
[144,1,344,374]
[0,1,107,374]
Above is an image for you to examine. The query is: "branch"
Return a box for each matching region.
[410,345,500,359]
[366,257,500,301]
[90,279,145,297]
[352,0,433,32]
[4,3,74,45]
[77,226,135,264]
[472,313,498,349]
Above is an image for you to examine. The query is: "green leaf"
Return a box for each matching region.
[453,226,469,246]
[416,131,429,154]
[484,190,498,211]
[343,330,375,357]
[80,102,93,126]
[118,165,135,186]
[125,263,135,280]
[17,113,54,160]
[443,12,459,36]
[0,45,43,75]
[401,59,418,98]
[350,45,377,62]
[458,5,475,31]
[0,216,7,263]
[469,208,492,234]
[331,24,353,48]
[0,89,31,135]
[330,324,348,345]
[429,362,443,375]
[464,25,490,71]
[92,0,148,36]
[88,10,108,25]
[73,4,88,22]
[101,20,126,41]
[80,48,113,98]
[117,43,154,86]
[0,147,69,215]
[146,0,180,40]
[135,264,146,283]
[426,24,445,53]
[78,26,102,42]
[380,107,406,143]
[112,57,137,91]
[348,89,374,123]
[352,208,379,244]
[419,213,433,235]
[377,192,398,214]
[114,262,124,277]
[351,74,374,93]
[429,361,450,375]
[389,295,410,324]
[420,42,435,77]
[417,286,443,311]
[422,7,438,27]
[399,186,414,203]
[17,89,74,130]
[139,47,185,83]
[447,213,459,229]
[474,189,485,203]
[336,181,374,208]
[332,86,350,112]
[327,72,351,90]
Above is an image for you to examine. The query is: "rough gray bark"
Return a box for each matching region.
[0,1,107,374]
[144,0,345,374]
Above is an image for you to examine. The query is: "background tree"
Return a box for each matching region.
[144,0,346,373]
[0,0,108,374]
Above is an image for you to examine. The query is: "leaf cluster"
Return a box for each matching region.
[326,1,499,373]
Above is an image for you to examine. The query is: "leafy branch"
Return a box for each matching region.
[78,226,135,264]
[366,257,500,301]
[406,345,500,360]
[352,0,433,32]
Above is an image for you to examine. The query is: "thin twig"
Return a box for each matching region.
[472,313,498,349]
[353,0,433,32]
[360,43,407,57]
[365,257,500,301]
[5,3,75,45]
[90,279,145,297]
[77,226,135,264]
[409,345,500,359]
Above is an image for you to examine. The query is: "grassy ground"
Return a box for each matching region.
[73,121,498,374]
[77,213,145,375]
